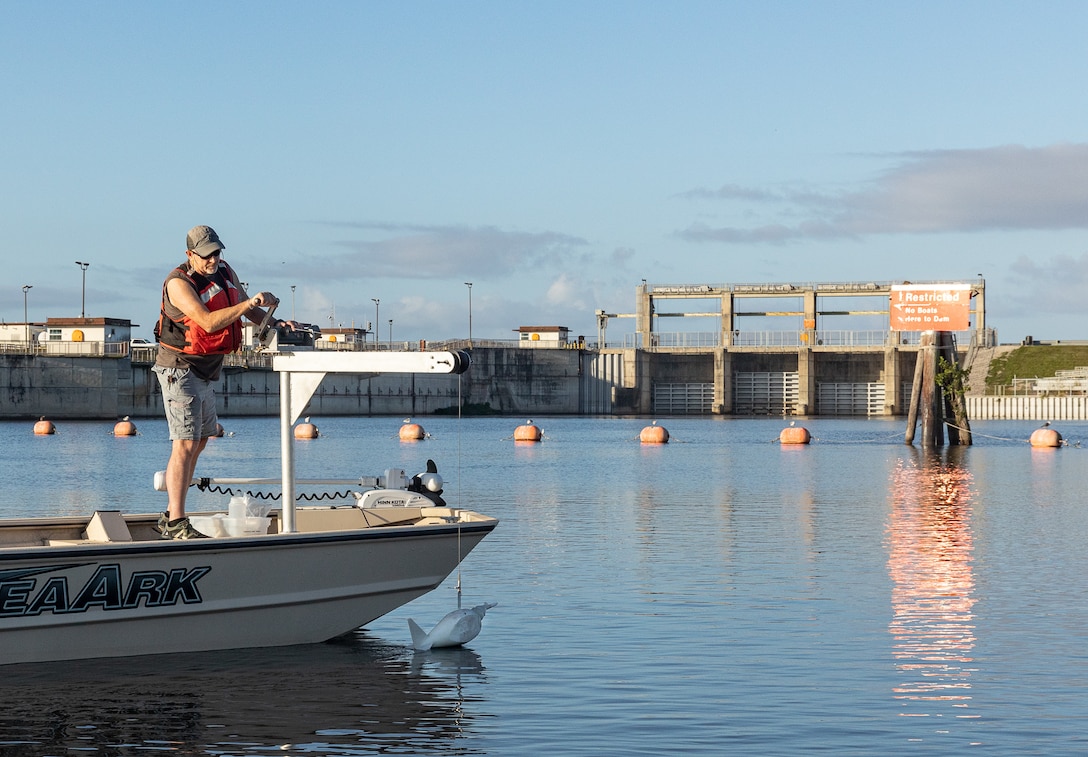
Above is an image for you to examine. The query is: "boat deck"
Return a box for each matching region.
[0,506,490,551]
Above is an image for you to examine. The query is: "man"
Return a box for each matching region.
[153,225,286,539]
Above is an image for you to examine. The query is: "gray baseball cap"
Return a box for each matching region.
[186,225,226,258]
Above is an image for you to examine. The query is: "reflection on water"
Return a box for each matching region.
[5,418,1088,754]
[886,448,978,719]
[0,632,488,755]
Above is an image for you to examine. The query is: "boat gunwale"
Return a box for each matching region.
[0,514,498,561]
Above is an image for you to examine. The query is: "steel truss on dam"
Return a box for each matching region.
[593,279,990,416]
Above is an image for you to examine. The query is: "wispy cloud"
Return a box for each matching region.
[1004,252,1088,316]
[679,144,1088,244]
[306,222,588,279]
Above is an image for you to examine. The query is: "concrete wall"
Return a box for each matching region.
[0,345,945,420]
[458,348,582,414]
[0,350,588,419]
[1,354,130,419]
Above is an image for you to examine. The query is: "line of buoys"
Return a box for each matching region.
[639,422,669,444]
[400,419,426,441]
[33,417,56,435]
[113,417,137,436]
[1030,424,1062,448]
[779,423,811,445]
[294,417,320,440]
[514,420,542,442]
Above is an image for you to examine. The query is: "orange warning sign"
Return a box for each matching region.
[889,284,971,331]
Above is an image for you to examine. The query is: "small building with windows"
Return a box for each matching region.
[515,325,570,348]
[41,318,136,356]
[315,327,365,350]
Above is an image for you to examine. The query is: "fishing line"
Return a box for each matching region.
[455,371,464,610]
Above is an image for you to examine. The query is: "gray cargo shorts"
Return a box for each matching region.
[153,365,219,441]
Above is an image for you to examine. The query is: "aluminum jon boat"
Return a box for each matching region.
[0,349,497,666]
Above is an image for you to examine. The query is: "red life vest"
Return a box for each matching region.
[156,262,243,355]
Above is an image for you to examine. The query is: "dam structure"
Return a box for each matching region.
[1,279,993,419]
[589,279,988,416]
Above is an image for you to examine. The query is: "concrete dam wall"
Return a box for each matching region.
[2,345,933,420]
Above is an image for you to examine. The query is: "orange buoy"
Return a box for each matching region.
[639,423,669,444]
[779,424,811,445]
[514,421,542,442]
[1030,427,1062,448]
[294,419,320,439]
[33,417,55,435]
[399,421,425,441]
[113,418,137,436]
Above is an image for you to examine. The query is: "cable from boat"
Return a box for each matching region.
[456,373,464,609]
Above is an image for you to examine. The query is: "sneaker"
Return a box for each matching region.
[156,513,209,540]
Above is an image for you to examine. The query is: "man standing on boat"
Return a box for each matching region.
[153,225,287,539]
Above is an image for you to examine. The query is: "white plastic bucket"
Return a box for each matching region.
[188,514,229,538]
[223,516,271,537]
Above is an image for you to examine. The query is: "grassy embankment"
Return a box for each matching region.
[986,345,1088,391]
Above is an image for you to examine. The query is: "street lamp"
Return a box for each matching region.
[371,299,380,347]
[464,282,473,347]
[75,261,89,318]
[388,319,393,345]
[22,285,32,349]
[291,285,296,320]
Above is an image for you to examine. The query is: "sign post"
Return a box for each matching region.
[894,284,973,447]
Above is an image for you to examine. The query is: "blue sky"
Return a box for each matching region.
[4,1,1088,344]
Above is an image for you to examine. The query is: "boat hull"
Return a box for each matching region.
[0,512,496,666]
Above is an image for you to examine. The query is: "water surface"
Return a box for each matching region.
[1,416,1086,755]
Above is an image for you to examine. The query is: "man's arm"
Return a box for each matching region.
[166,277,277,333]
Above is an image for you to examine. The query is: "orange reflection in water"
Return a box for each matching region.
[886,449,977,712]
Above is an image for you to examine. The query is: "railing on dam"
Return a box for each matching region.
[622,330,955,349]
[966,395,1088,421]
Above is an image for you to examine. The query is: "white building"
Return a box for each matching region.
[515,325,571,348]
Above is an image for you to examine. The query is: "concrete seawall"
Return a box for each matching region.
[2,347,1082,420]
[0,349,599,420]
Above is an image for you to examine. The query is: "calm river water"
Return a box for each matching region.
[1,415,1087,756]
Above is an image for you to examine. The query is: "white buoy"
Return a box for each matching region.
[407,602,497,651]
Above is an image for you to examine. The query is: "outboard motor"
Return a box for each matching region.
[407,459,446,506]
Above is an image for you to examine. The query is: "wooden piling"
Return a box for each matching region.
[904,336,925,445]
[919,332,944,448]
[905,330,973,447]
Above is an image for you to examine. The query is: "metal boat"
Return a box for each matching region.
[0,349,497,666]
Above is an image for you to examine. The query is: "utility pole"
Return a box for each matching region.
[75,261,89,318]
[22,285,32,349]
[464,282,473,347]
[371,299,380,347]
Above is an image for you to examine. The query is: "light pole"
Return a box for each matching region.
[464,282,473,347]
[75,261,89,318]
[22,285,32,349]
[388,319,393,345]
[371,298,380,347]
[291,285,296,320]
